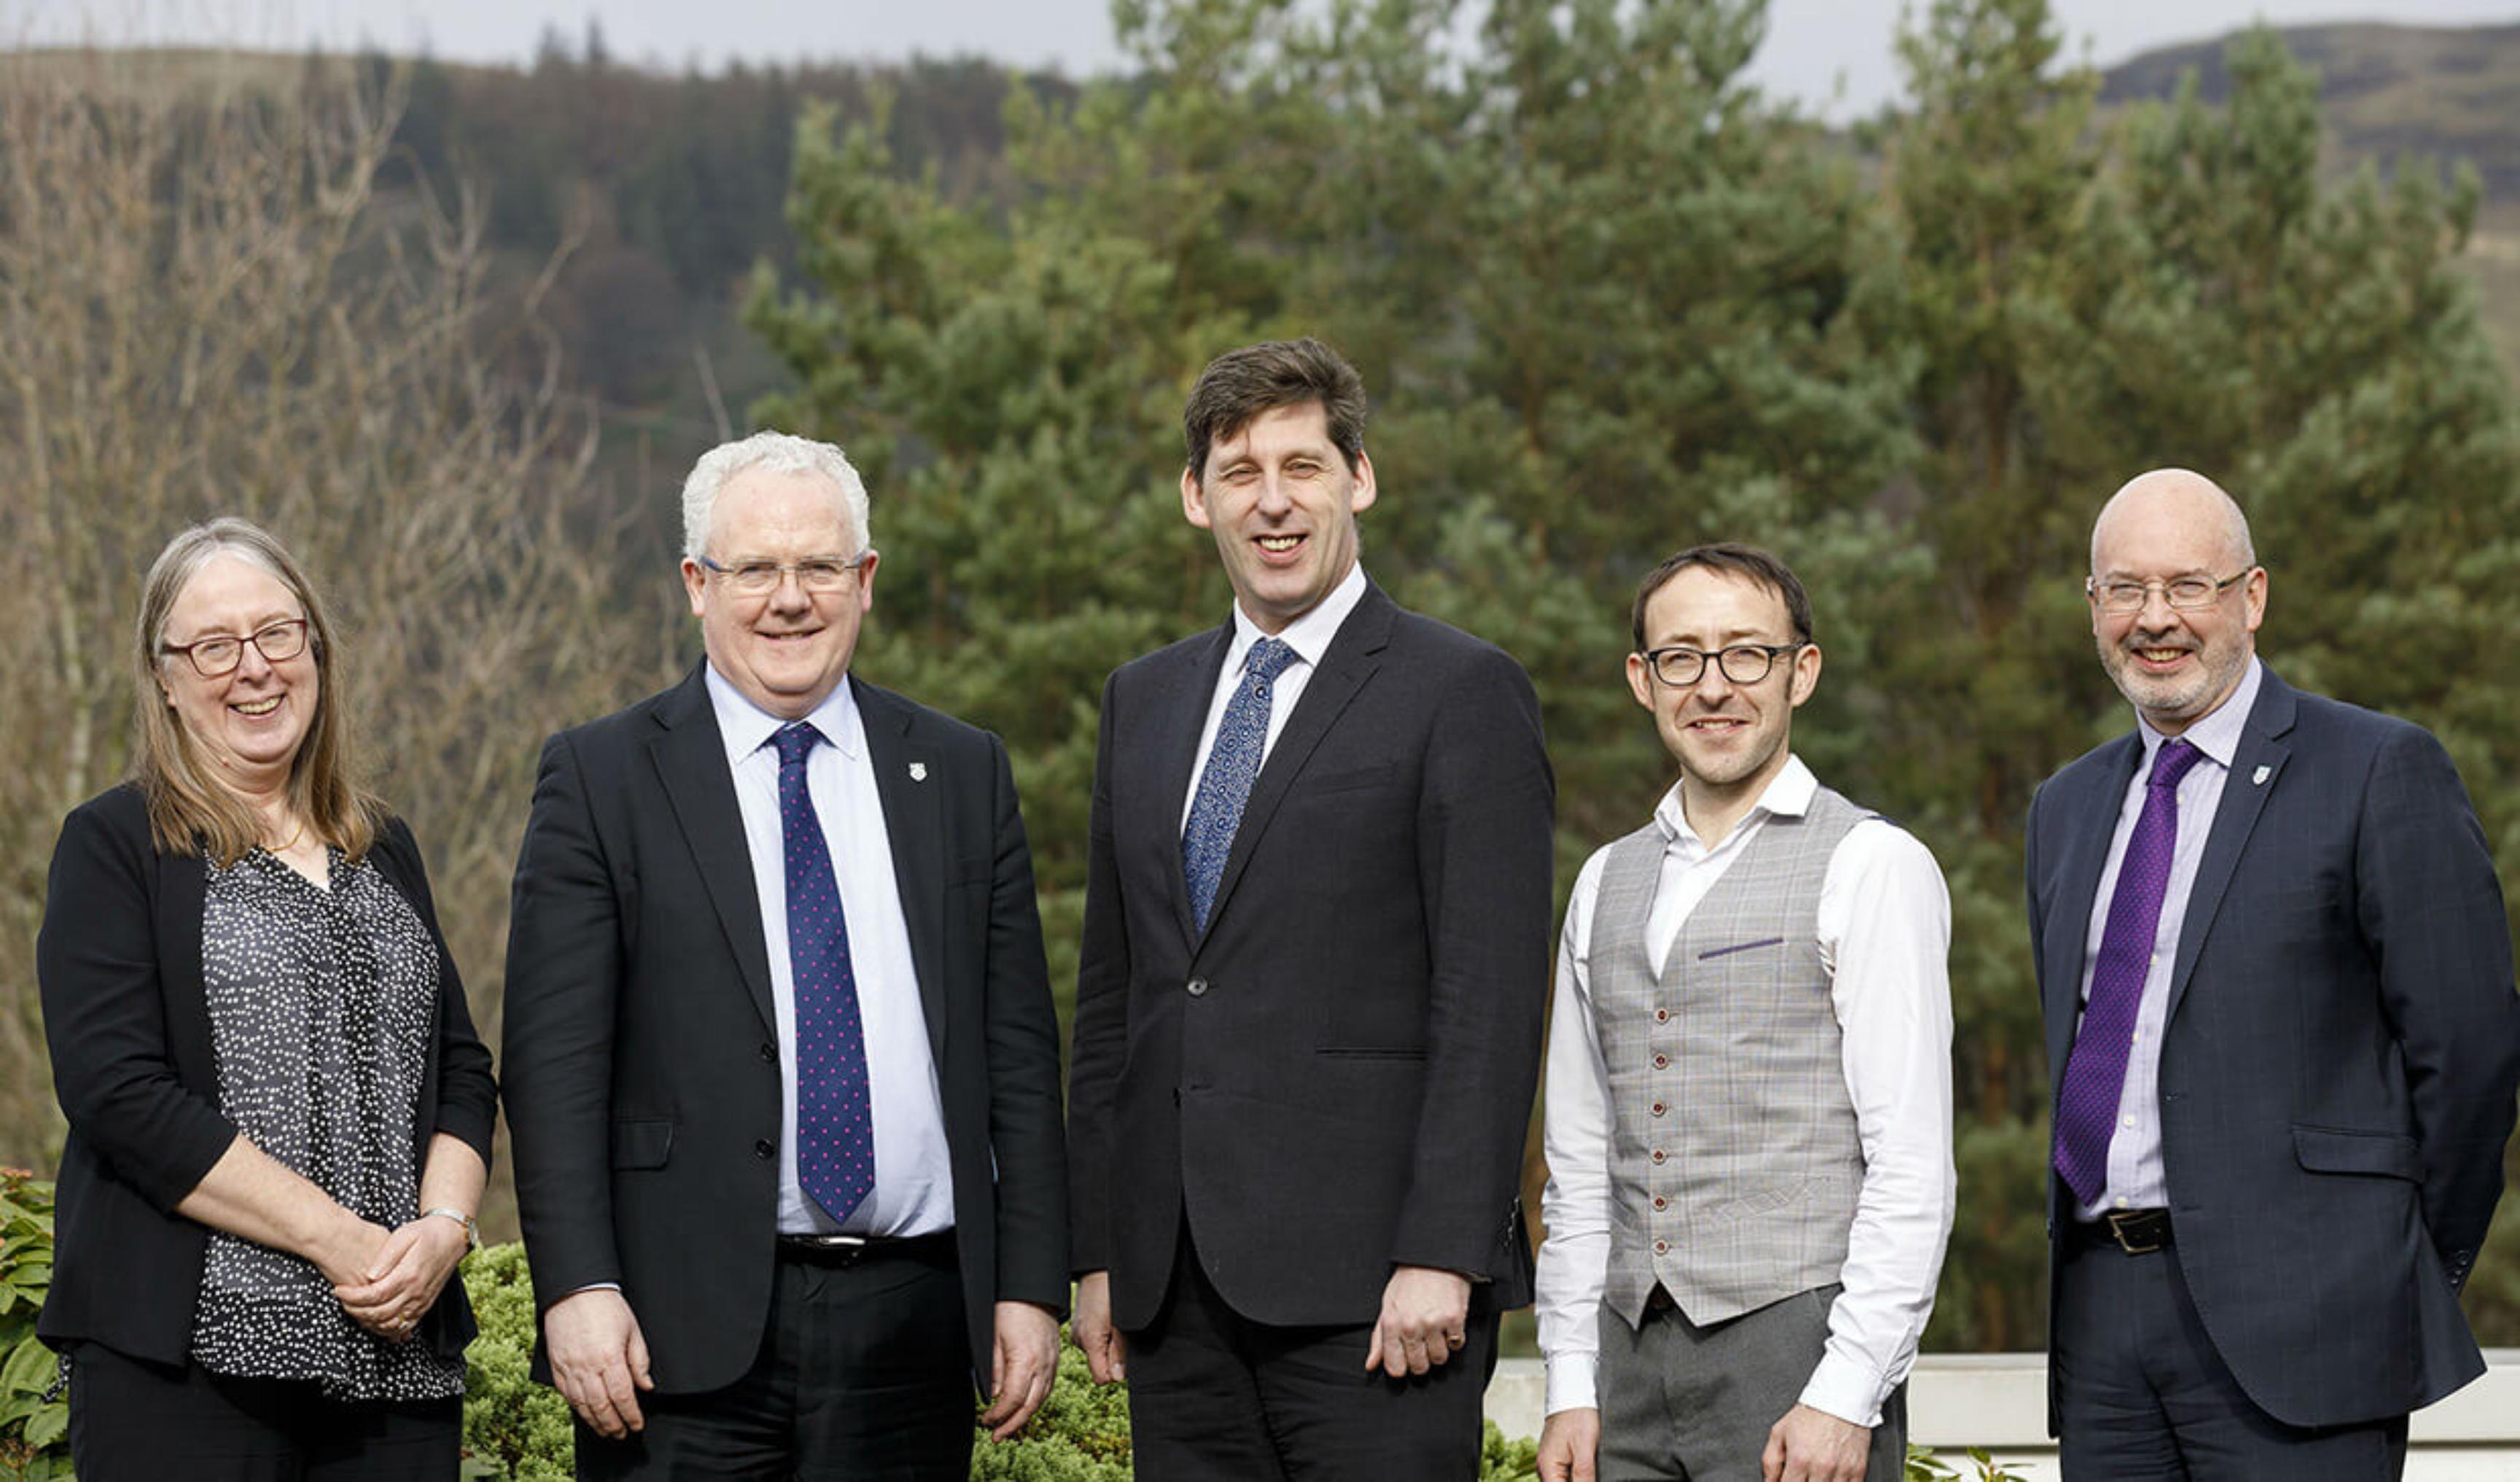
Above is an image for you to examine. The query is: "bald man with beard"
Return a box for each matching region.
[2023,468,2520,1478]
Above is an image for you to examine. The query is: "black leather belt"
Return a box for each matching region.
[775,1230,956,1268]
[2069,1208,2173,1255]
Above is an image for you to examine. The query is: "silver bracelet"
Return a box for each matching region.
[422,1206,481,1251]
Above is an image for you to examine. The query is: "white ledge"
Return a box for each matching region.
[1487,1350,2520,1477]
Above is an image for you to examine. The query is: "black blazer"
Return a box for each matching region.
[36,784,498,1365]
[500,667,1068,1396]
[2026,668,2520,1429]
[1067,582,1556,1330]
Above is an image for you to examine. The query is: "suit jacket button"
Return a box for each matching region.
[1654,1007,1669,1023]
[1651,1101,1668,1117]
[1653,1239,1669,1255]
[754,1139,775,1160]
[1186,978,1209,997]
[759,1043,777,1064]
[1653,1053,1669,1069]
[1650,1150,1667,1165]
[1652,1196,1668,1211]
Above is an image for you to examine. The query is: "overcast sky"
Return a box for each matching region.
[15,0,2520,118]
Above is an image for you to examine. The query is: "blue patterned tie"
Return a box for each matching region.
[1183,637,1299,935]
[2053,737,2204,1206]
[774,722,874,1225]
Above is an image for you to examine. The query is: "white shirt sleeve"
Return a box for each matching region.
[1800,819,1956,1428]
[1536,847,1616,1416]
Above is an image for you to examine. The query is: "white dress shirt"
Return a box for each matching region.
[1536,757,1956,1427]
[2072,658,2263,1218]
[706,665,954,1237]
[1178,563,1370,830]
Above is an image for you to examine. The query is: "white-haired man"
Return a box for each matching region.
[503,432,1070,1478]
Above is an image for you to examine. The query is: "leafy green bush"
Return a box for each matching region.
[459,1241,574,1481]
[0,1170,66,1482]
[0,1209,2033,1482]
[968,1332,1130,1481]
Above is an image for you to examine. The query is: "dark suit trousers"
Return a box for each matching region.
[575,1241,971,1481]
[1124,1220,1498,1481]
[66,1341,459,1481]
[2055,1234,2408,1480]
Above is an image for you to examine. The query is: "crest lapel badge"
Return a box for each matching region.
[909,762,928,783]
[2252,764,2271,786]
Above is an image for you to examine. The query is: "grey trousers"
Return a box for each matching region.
[1598,1284,1905,1482]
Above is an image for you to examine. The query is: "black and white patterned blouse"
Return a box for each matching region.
[190,846,464,1402]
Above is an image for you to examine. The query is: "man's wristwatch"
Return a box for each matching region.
[422,1207,481,1252]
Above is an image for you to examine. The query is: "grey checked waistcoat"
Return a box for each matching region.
[1592,787,1870,1329]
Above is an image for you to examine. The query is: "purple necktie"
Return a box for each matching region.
[775,722,874,1226]
[2052,737,2205,1208]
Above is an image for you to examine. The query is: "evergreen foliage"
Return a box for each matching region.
[749,0,2520,1353]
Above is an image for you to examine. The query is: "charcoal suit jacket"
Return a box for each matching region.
[2025,667,2520,1429]
[1067,580,1555,1331]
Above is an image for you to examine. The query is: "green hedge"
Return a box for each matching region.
[0,1179,2010,1481]
[0,1171,66,1481]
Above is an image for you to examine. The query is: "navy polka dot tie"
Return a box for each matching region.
[1182,637,1298,935]
[775,722,874,1225]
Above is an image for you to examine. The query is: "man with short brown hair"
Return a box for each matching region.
[1065,338,1555,1478]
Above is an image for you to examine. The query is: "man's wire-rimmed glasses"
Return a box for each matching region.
[698,551,876,598]
[160,618,310,678]
[2086,570,2251,615]
[1636,642,1802,687]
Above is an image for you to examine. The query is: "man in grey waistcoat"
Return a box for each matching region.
[1534,544,1956,1482]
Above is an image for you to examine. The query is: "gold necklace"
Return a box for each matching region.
[264,819,306,854]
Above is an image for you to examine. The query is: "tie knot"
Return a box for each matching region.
[1244,636,1298,685]
[2148,737,2204,791]
[774,722,822,770]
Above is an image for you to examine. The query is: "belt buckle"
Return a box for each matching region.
[2104,1210,2163,1255]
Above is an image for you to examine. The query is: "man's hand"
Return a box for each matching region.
[1072,1271,1127,1384]
[1364,1265,1472,1378]
[1762,1403,1872,1482]
[543,1288,654,1440]
[334,1214,469,1341]
[1536,1406,1601,1482]
[981,1300,1062,1440]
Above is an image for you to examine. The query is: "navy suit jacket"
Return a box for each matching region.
[1066,582,1555,1330]
[2026,667,2520,1429]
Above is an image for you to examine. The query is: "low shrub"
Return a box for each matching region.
[0,1197,2037,1481]
[0,1169,66,1482]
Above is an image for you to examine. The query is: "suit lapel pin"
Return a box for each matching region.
[2252,765,2271,786]
[909,762,928,782]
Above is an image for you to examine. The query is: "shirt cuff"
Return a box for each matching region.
[1545,1352,1600,1416]
[1798,1352,1887,1430]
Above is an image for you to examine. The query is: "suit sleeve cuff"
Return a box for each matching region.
[1798,1352,1887,1430]
[1545,1352,1599,1416]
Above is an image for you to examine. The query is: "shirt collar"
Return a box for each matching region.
[1651,753,1817,850]
[1224,563,1369,677]
[704,662,866,766]
[2136,655,2261,775]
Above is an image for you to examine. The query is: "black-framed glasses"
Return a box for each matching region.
[2087,570,2251,615]
[1637,642,1802,687]
[160,618,310,678]
[697,551,875,597]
